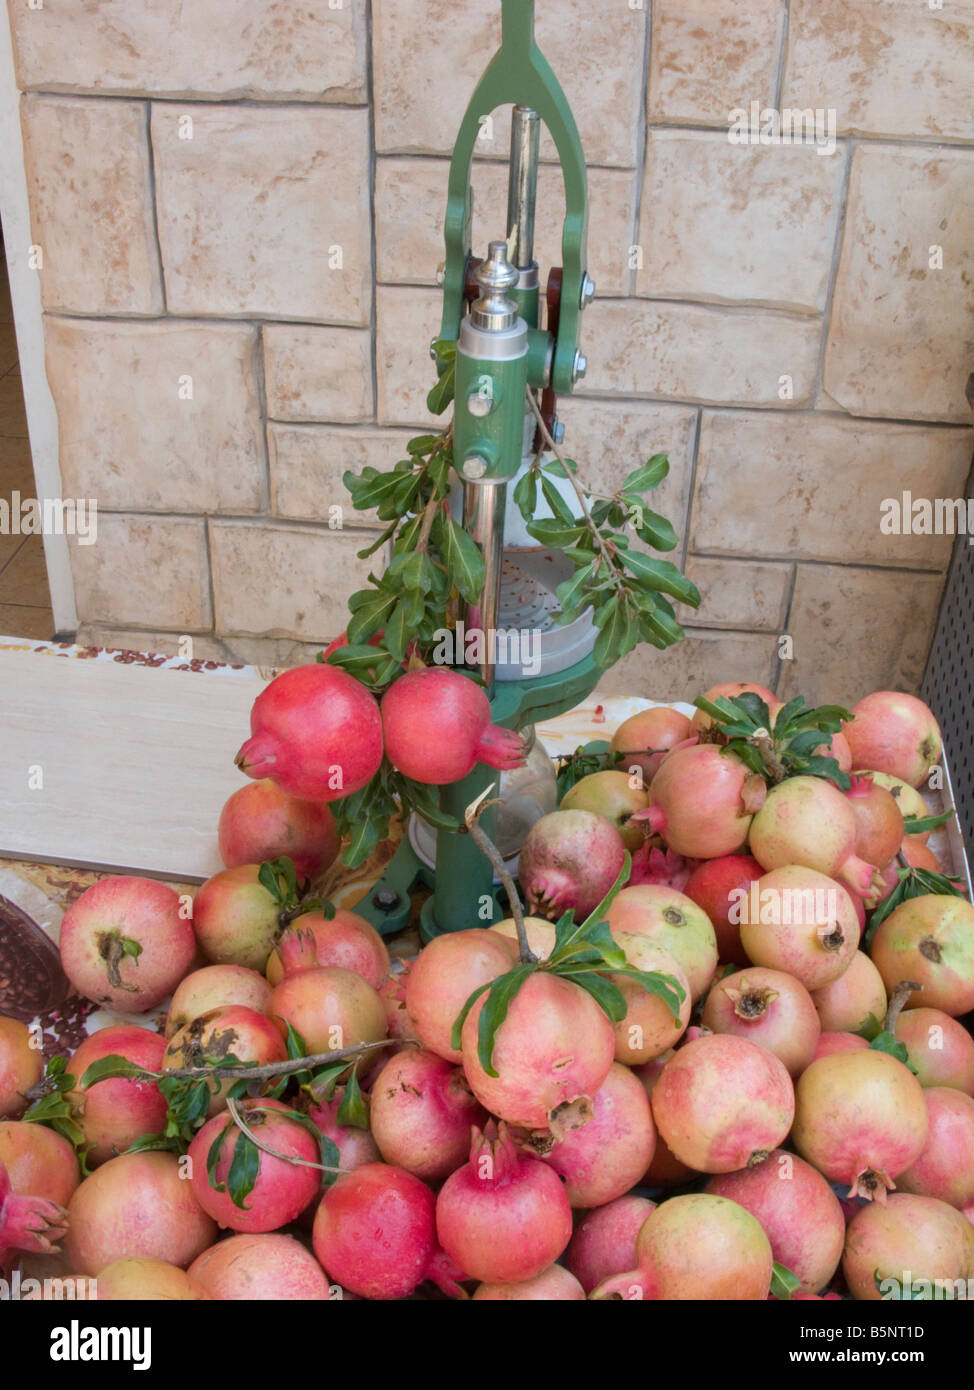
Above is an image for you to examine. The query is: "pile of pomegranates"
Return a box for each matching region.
[1,675,972,1304]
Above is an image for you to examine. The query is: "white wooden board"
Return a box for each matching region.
[0,647,265,880]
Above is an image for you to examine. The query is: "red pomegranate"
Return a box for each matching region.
[518,810,628,921]
[605,883,718,1002]
[380,667,526,784]
[641,743,766,858]
[0,1156,68,1265]
[609,706,692,784]
[236,664,384,802]
[893,1007,974,1092]
[739,866,861,991]
[188,1099,320,1233]
[265,909,390,990]
[0,1121,79,1209]
[163,1005,287,1114]
[870,895,974,1017]
[68,1025,168,1165]
[368,1048,487,1182]
[404,929,516,1063]
[0,1016,43,1118]
[96,1258,208,1301]
[218,778,339,879]
[166,964,272,1038]
[843,1192,972,1300]
[690,682,777,737]
[566,1194,655,1293]
[701,967,821,1078]
[189,1232,330,1300]
[683,854,764,967]
[897,1088,974,1209]
[749,777,884,902]
[845,775,905,868]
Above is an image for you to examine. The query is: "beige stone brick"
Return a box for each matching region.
[75,626,231,663]
[10,0,366,102]
[44,317,266,513]
[691,410,972,571]
[598,629,781,702]
[269,423,414,527]
[582,300,819,406]
[209,519,384,642]
[635,131,845,313]
[823,146,974,424]
[783,0,974,141]
[649,0,784,127]
[152,105,372,324]
[372,0,647,168]
[683,557,792,632]
[21,95,162,315]
[778,564,945,708]
[263,326,373,423]
[554,398,697,542]
[375,286,445,428]
[71,515,211,630]
[375,158,636,296]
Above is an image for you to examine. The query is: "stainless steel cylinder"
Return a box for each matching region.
[507,106,540,270]
[462,478,507,688]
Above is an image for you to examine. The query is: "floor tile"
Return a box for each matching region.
[0,603,53,639]
[0,534,50,607]
[0,373,28,437]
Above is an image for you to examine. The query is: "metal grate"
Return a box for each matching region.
[921,457,974,851]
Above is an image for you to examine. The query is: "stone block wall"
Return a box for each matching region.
[8,0,974,705]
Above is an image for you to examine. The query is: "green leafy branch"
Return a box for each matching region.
[692,692,852,789]
[258,855,334,925]
[902,809,954,837]
[553,744,625,798]
[449,793,685,1079]
[516,391,700,668]
[864,864,967,945]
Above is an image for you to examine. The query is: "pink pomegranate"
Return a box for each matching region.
[404,928,516,1063]
[652,1034,795,1173]
[560,770,650,851]
[701,967,821,1078]
[870,895,974,1017]
[812,1031,870,1061]
[739,866,861,991]
[690,682,777,737]
[218,778,339,880]
[896,1088,974,1208]
[460,972,615,1135]
[96,1258,208,1301]
[188,1099,320,1233]
[0,1157,68,1265]
[380,668,525,784]
[792,1049,929,1201]
[605,884,718,1002]
[164,1005,287,1113]
[810,950,887,1035]
[518,809,627,921]
[706,1149,846,1295]
[821,730,853,773]
[236,663,384,802]
[473,1266,586,1300]
[59,876,196,1013]
[567,1194,656,1294]
[189,1232,330,1300]
[597,1193,773,1300]
[844,691,942,789]
[313,1162,466,1300]
[0,1121,80,1209]
[0,1015,43,1118]
[308,1088,381,1175]
[609,933,691,1064]
[845,775,905,869]
[843,1192,972,1300]
[609,705,692,783]
[166,963,273,1038]
[436,1123,572,1284]
[628,845,693,891]
[683,854,764,967]
[893,1007,974,1092]
[265,909,390,990]
[900,836,953,876]
[749,777,884,902]
[65,1151,216,1273]
[368,1048,487,1182]
[635,1055,700,1187]
[69,1025,168,1164]
[640,743,766,858]
[523,1062,656,1208]
[267,965,387,1067]
[192,865,282,973]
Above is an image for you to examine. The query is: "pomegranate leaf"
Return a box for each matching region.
[226,1127,260,1210]
[23,1060,87,1151]
[617,551,701,609]
[123,1133,183,1157]
[319,1135,342,1189]
[257,856,299,909]
[426,348,456,415]
[306,1060,355,1105]
[798,755,850,791]
[622,454,669,492]
[868,1030,919,1074]
[902,809,954,835]
[475,964,539,1077]
[433,515,486,604]
[336,1063,369,1130]
[540,474,578,528]
[78,1054,147,1087]
[719,740,767,776]
[609,966,685,1020]
[450,980,494,1056]
[729,691,772,730]
[512,467,538,520]
[853,1012,884,1042]
[568,971,629,1023]
[770,1262,801,1300]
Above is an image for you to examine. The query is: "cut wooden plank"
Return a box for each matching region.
[0,649,264,880]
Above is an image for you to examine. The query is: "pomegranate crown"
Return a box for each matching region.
[278,924,319,975]
[468,1120,520,1182]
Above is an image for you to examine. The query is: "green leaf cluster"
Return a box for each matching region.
[692,692,852,788]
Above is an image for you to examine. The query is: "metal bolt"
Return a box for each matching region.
[580,273,596,308]
[551,419,565,444]
[428,338,439,361]
[461,454,489,480]
[372,888,400,912]
[467,392,493,418]
[435,261,446,287]
[572,351,588,383]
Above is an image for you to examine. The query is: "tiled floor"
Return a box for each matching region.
[0,236,54,638]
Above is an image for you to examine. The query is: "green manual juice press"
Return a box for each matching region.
[359,0,602,941]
